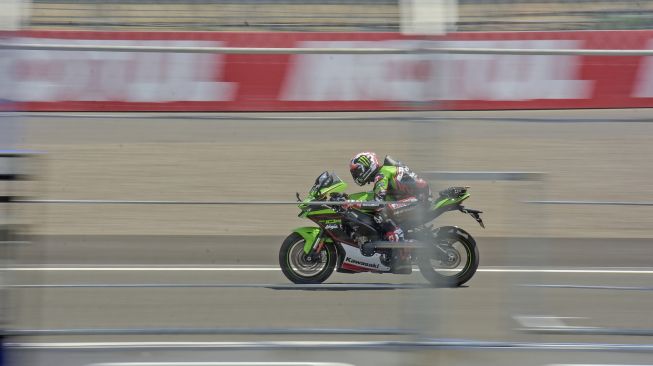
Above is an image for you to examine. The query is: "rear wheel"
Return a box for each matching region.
[279,233,337,284]
[417,230,479,287]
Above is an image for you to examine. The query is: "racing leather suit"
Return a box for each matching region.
[371,156,431,243]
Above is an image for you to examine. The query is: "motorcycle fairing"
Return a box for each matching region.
[339,243,391,273]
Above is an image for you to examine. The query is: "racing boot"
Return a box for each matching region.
[385,228,412,274]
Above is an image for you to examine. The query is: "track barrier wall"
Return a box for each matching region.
[3,30,653,111]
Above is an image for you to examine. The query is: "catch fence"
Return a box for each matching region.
[26,0,653,32]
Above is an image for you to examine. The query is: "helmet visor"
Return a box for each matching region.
[350,164,367,185]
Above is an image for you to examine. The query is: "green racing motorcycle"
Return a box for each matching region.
[279,171,484,287]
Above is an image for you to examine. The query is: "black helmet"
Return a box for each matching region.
[349,152,379,186]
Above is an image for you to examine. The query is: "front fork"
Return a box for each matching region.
[293,227,325,261]
[306,231,326,262]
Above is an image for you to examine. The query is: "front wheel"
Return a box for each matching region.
[279,233,337,284]
[417,230,479,287]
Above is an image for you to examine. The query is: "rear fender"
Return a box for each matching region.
[293,226,323,254]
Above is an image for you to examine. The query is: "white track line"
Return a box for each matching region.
[88,363,353,366]
[548,364,653,366]
[7,341,387,349]
[5,266,653,274]
[479,268,653,274]
[9,340,653,351]
[6,267,277,271]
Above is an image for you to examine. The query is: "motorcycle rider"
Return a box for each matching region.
[347,152,431,265]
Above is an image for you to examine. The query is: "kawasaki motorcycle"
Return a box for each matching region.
[279,171,484,287]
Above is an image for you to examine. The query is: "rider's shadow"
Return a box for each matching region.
[266,283,467,291]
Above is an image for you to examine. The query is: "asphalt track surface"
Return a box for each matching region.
[11,235,653,267]
[6,235,653,366]
[4,110,653,366]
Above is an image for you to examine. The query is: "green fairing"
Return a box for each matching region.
[349,191,374,201]
[319,181,347,196]
[306,208,337,216]
[299,180,348,216]
[292,227,322,254]
[434,193,470,209]
[347,191,378,213]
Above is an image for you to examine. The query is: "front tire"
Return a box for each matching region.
[417,230,479,287]
[279,233,337,284]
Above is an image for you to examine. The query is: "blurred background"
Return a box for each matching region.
[2,1,653,366]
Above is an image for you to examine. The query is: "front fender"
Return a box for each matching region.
[293,226,322,254]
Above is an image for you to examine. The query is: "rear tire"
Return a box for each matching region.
[417,231,479,287]
[279,233,337,284]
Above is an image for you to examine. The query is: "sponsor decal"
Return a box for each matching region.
[345,256,380,269]
[281,40,440,102]
[440,40,592,101]
[281,40,591,102]
[0,38,236,102]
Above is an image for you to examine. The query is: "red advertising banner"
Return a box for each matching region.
[1,30,653,111]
